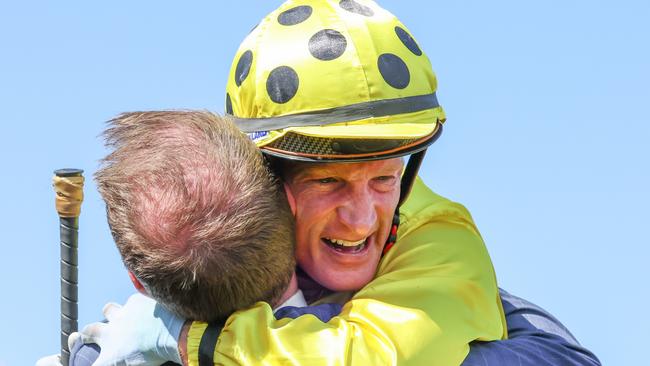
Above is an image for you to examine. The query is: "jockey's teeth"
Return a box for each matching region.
[325,237,366,247]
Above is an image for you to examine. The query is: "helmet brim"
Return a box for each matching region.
[261,122,443,162]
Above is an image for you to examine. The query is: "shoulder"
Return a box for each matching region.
[376,177,493,282]
[398,177,481,240]
[399,177,478,233]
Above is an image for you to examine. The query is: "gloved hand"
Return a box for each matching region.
[71,293,184,365]
[34,331,86,366]
[35,354,61,366]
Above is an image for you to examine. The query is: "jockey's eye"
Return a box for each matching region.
[317,177,337,184]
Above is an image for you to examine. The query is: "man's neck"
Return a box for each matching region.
[274,271,299,308]
[296,266,333,303]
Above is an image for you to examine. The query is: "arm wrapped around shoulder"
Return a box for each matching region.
[187,178,506,365]
[353,184,506,364]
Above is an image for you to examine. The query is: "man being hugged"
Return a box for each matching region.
[66,111,314,365]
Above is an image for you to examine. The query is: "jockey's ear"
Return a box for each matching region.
[283,182,297,217]
[128,271,149,296]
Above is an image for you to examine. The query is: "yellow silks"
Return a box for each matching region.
[186,178,506,366]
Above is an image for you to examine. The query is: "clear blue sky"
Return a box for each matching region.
[1,1,647,365]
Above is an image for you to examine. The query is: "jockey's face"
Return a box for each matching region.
[283,158,403,291]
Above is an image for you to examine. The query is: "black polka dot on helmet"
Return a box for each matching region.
[378,53,410,89]
[266,66,300,104]
[308,29,347,61]
[395,26,422,56]
[277,5,313,25]
[225,93,233,115]
[339,0,374,16]
[234,50,253,87]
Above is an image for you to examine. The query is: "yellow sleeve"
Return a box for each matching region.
[186,177,506,366]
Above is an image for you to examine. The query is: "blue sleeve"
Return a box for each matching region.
[274,303,343,322]
[69,340,100,366]
[462,288,601,366]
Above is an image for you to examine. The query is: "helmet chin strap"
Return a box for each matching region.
[399,149,426,208]
[383,149,427,255]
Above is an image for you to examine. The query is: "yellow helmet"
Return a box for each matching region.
[225,0,446,162]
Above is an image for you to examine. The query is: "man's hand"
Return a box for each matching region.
[35,354,61,366]
[72,293,184,365]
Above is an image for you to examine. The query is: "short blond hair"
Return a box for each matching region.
[95,111,295,321]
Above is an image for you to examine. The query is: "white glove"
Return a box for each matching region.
[34,333,84,366]
[35,354,61,366]
[71,293,184,365]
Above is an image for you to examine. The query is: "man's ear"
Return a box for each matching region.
[128,271,149,296]
[283,182,297,216]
